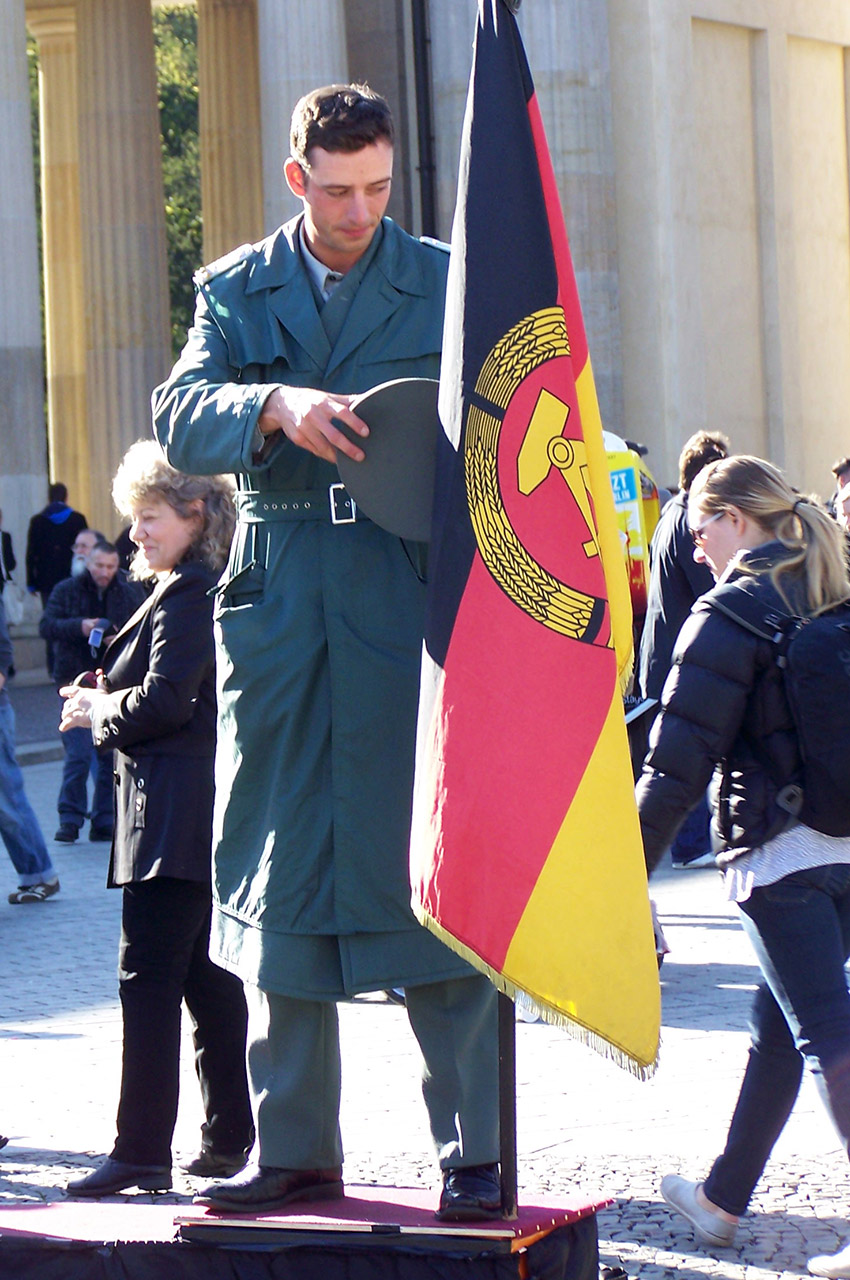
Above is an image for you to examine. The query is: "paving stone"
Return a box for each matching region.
[0,725,847,1272]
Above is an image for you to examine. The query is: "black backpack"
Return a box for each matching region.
[709,582,850,837]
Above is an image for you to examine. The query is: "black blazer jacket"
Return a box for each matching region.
[90,561,218,887]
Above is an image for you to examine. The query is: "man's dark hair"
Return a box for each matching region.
[831,457,850,481]
[678,430,731,492]
[48,482,68,503]
[90,540,117,557]
[290,83,394,167]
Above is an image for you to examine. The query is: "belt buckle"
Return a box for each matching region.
[329,482,357,525]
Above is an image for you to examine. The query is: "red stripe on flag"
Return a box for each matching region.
[419,553,617,969]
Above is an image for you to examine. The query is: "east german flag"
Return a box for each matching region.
[410,0,660,1075]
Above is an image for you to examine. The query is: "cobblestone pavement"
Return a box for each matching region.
[0,746,847,1277]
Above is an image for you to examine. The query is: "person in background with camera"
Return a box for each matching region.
[39,539,143,844]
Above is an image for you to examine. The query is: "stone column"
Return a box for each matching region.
[27,4,89,520]
[429,2,625,434]
[75,0,171,534]
[0,0,48,569]
[198,0,264,262]
[608,0,707,479]
[425,0,472,243]
[343,0,416,230]
[256,0,348,233]
[519,4,625,438]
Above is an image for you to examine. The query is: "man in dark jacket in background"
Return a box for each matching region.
[40,541,142,844]
[25,483,88,599]
[637,430,730,868]
[26,483,88,676]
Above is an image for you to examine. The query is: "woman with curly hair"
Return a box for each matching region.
[637,455,850,1276]
[63,441,253,1195]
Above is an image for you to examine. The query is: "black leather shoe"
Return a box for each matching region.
[89,826,113,842]
[180,1147,250,1178]
[436,1163,501,1221]
[54,824,78,843]
[67,1157,172,1196]
[194,1164,344,1213]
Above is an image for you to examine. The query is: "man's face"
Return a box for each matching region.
[284,140,393,273]
[73,531,97,560]
[87,550,119,590]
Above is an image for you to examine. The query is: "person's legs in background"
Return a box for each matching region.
[56,725,92,842]
[89,748,115,840]
[0,702,58,901]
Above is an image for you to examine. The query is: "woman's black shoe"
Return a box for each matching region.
[67,1157,172,1196]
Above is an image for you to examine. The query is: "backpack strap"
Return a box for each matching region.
[707,580,804,821]
[707,580,794,646]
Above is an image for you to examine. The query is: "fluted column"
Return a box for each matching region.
[0,0,48,568]
[27,5,89,520]
[198,0,264,261]
[256,0,348,232]
[429,2,624,437]
[75,0,171,533]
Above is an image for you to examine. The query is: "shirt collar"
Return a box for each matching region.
[298,223,345,301]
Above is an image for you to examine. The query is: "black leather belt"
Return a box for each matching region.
[235,485,362,525]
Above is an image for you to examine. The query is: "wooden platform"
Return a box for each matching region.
[0,1183,606,1279]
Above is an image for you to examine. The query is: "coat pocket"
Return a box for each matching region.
[213,559,266,611]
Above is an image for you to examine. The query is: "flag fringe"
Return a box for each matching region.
[413,906,658,1080]
[618,650,634,699]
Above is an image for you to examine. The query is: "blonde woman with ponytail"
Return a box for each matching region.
[636,456,850,1275]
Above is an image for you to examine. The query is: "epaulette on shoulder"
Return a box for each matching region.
[194,242,255,288]
[419,235,451,254]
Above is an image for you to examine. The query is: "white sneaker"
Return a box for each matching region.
[809,1241,850,1278]
[660,1175,738,1247]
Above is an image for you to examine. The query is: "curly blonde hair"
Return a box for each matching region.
[690,454,850,615]
[112,441,235,579]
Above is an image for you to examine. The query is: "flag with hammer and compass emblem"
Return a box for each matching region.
[410,0,660,1075]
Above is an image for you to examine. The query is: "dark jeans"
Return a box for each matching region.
[671,796,711,865]
[58,725,113,831]
[112,877,254,1167]
[704,863,850,1215]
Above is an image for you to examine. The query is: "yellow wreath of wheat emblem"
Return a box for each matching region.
[464,307,609,645]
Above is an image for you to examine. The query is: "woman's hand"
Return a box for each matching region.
[58,684,106,732]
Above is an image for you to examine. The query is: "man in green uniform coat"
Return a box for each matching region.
[152,84,499,1219]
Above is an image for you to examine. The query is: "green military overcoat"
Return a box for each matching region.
[152,216,473,997]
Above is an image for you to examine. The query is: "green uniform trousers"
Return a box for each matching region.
[244,973,500,1169]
